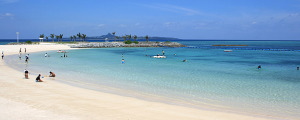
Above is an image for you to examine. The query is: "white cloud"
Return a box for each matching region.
[164,22,175,27]
[3,13,14,16]
[97,24,105,27]
[119,24,127,27]
[143,4,201,16]
[0,12,14,19]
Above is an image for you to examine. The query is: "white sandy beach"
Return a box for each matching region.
[0,43,275,120]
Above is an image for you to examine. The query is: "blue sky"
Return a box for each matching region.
[1,0,300,40]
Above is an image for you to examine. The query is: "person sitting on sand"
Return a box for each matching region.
[49,71,56,77]
[24,69,29,79]
[36,74,43,82]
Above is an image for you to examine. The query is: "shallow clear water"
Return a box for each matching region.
[5,40,300,118]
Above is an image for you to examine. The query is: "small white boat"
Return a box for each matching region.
[152,55,166,58]
[224,50,233,52]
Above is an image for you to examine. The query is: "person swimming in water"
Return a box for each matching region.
[122,59,125,64]
[257,65,261,69]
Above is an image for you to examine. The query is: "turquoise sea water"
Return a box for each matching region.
[5,40,300,118]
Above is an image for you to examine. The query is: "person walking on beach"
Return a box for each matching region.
[19,48,21,53]
[36,74,43,82]
[24,69,29,79]
[25,48,26,53]
[1,52,3,59]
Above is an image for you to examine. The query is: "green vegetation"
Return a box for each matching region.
[25,40,32,44]
[7,40,39,45]
[124,40,139,44]
[124,40,132,44]
[133,41,139,44]
[145,35,149,42]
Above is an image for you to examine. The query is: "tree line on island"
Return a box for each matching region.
[39,32,150,43]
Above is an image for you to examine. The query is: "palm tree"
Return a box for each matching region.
[133,35,137,41]
[46,36,48,42]
[70,36,73,42]
[77,32,82,41]
[127,34,132,40]
[81,34,87,41]
[55,35,60,42]
[112,32,116,41]
[50,34,55,42]
[73,35,77,42]
[145,35,149,42]
[122,35,127,42]
[39,34,44,42]
[59,34,63,42]
[115,36,120,41]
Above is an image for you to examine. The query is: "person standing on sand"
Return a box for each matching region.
[24,69,29,79]
[25,48,26,53]
[36,74,43,82]
[1,52,3,59]
[19,48,21,53]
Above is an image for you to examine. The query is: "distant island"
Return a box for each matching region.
[87,33,179,40]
